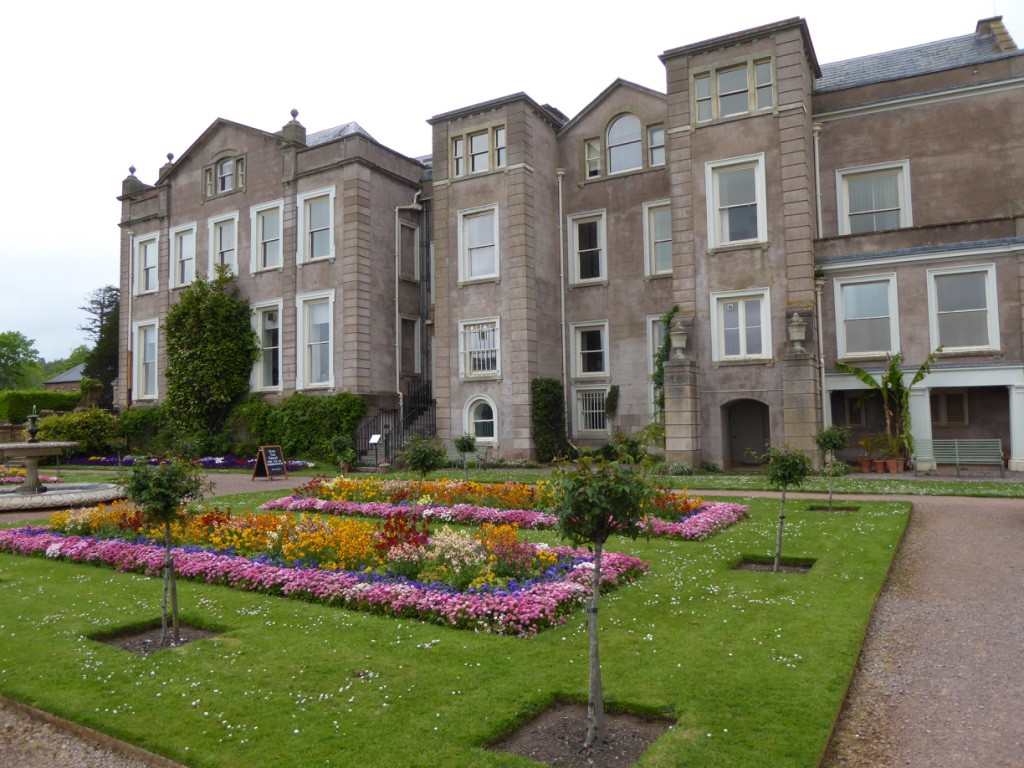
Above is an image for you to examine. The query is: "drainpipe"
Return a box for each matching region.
[126,227,135,409]
[556,168,569,441]
[812,123,823,237]
[395,191,423,435]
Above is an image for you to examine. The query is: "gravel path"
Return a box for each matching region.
[1,478,1022,766]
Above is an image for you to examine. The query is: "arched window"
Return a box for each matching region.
[466,397,496,441]
[607,114,641,174]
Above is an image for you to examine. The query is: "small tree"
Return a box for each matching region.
[125,460,209,645]
[399,436,447,514]
[552,457,655,747]
[813,424,851,511]
[453,434,476,481]
[761,446,813,573]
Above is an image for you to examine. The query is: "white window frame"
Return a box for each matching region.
[710,288,772,362]
[459,317,501,380]
[457,204,500,282]
[134,231,160,295]
[251,299,283,392]
[648,124,665,166]
[568,210,607,284]
[464,395,498,444]
[574,386,610,435]
[249,199,283,273]
[132,319,159,400]
[834,274,900,359]
[705,153,767,249]
[584,138,602,179]
[926,264,999,353]
[169,223,195,289]
[207,211,239,277]
[692,58,774,123]
[398,221,420,281]
[203,155,245,199]
[450,125,506,178]
[296,290,335,390]
[836,160,912,236]
[643,200,672,276]
[297,186,336,264]
[571,321,609,378]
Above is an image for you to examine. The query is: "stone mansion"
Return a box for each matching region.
[118,16,1024,471]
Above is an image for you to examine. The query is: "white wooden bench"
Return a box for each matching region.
[914,438,1004,477]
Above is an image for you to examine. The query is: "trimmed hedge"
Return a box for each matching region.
[0,391,81,424]
[231,392,367,463]
[36,409,120,456]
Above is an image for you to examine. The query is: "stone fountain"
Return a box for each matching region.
[0,407,124,513]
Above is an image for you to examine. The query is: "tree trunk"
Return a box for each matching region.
[585,541,606,747]
[161,522,171,645]
[170,565,180,644]
[773,489,787,573]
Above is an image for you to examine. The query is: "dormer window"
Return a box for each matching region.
[203,154,246,199]
[450,125,507,178]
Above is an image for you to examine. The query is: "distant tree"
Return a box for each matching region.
[163,268,259,454]
[40,345,90,380]
[813,425,851,511]
[83,298,119,409]
[0,331,40,390]
[453,434,476,480]
[79,286,120,344]
[552,457,655,747]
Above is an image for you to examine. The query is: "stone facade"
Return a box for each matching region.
[117,17,1024,471]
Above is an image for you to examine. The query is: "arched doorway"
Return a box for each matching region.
[725,399,770,466]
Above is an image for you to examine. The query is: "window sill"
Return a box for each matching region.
[693,108,774,129]
[298,257,335,267]
[462,374,502,382]
[836,352,894,363]
[712,357,773,368]
[252,266,283,275]
[937,348,1001,358]
[582,165,664,185]
[399,276,421,285]
[569,279,608,289]
[645,272,672,282]
[708,240,768,256]
[458,276,500,287]
[451,167,507,182]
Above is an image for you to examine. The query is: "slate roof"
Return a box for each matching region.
[44,363,86,385]
[816,27,1020,93]
[307,122,375,147]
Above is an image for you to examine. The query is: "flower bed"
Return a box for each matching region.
[0,526,646,637]
[261,497,750,541]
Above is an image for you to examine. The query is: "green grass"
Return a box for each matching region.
[0,495,909,767]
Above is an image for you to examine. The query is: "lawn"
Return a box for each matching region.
[0,494,909,767]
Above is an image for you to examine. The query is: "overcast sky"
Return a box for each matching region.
[1,0,1020,363]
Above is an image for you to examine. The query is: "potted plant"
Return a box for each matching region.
[856,435,875,473]
[332,433,357,474]
[884,434,906,474]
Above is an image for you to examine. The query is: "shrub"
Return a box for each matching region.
[230,392,367,462]
[531,378,569,463]
[118,404,168,455]
[36,409,119,455]
[0,391,81,424]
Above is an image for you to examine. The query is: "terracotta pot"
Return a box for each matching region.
[885,457,903,473]
[874,460,887,473]
[858,459,873,473]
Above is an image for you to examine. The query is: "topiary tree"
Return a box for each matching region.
[125,460,209,645]
[531,378,570,462]
[453,433,476,481]
[399,436,447,514]
[814,424,851,511]
[164,267,259,456]
[761,446,813,572]
[552,457,655,747]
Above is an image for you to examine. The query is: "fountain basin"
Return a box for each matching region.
[0,441,78,494]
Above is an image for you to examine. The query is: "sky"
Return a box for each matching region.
[1,0,1020,363]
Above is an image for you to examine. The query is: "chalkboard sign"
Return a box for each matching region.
[253,445,287,480]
